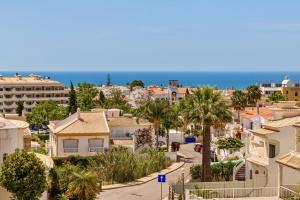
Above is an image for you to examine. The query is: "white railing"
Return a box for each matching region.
[89,147,104,152]
[280,185,300,199]
[188,187,278,199]
[63,148,78,153]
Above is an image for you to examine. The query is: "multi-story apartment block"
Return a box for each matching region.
[0,73,68,114]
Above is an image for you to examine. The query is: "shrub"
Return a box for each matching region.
[0,149,47,200]
[216,137,244,150]
[190,164,202,180]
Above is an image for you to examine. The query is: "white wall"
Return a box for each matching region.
[56,135,109,157]
[0,128,24,162]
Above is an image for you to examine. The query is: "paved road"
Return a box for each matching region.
[100,144,202,200]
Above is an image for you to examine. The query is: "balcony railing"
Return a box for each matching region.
[89,147,104,152]
[63,148,78,153]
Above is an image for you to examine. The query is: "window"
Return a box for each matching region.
[250,122,254,130]
[63,139,78,153]
[269,144,276,158]
[88,139,104,152]
[286,91,289,95]
[296,92,298,97]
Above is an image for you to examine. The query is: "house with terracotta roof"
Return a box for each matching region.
[240,107,273,130]
[48,109,110,157]
[245,116,300,187]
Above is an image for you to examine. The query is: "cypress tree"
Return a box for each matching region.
[99,90,106,107]
[68,81,77,114]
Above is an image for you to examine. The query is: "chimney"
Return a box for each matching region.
[77,108,81,119]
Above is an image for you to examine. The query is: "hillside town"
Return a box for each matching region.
[1,73,300,200]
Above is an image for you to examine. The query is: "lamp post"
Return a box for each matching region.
[181,167,185,200]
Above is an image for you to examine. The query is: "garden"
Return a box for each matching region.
[49,146,171,199]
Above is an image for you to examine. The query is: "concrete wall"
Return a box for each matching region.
[0,128,24,162]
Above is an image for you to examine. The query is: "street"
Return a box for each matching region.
[100,143,202,200]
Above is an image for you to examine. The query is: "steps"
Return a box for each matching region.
[235,164,246,181]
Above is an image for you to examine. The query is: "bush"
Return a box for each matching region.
[53,155,92,168]
[216,137,244,150]
[190,164,202,180]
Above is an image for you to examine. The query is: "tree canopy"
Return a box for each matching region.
[76,82,98,111]
[129,80,144,90]
[216,137,244,150]
[26,100,68,128]
[246,85,262,106]
[268,91,286,102]
[103,88,131,112]
[0,149,47,200]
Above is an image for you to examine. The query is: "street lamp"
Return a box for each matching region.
[181,167,185,200]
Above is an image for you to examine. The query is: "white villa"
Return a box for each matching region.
[246,116,300,187]
[48,110,110,157]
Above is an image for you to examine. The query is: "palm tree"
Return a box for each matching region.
[231,90,247,123]
[246,85,262,110]
[183,87,232,181]
[142,99,169,147]
[66,170,100,200]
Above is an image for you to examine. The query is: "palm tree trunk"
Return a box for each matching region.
[237,110,240,123]
[166,129,170,152]
[202,124,212,182]
[155,124,159,147]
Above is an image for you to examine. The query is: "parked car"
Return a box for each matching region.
[194,143,203,152]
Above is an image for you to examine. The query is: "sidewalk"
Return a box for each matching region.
[102,161,185,190]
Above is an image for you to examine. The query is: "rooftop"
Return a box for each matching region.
[276,151,300,171]
[49,110,110,134]
[264,115,300,128]
[0,74,63,85]
[107,116,152,127]
[241,107,273,120]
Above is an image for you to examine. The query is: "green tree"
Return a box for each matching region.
[0,149,47,200]
[141,99,169,147]
[66,169,100,200]
[104,88,131,112]
[246,85,262,108]
[162,103,182,151]
[16,101,24,116]
[182,87,232,181]
[268,91,285,102]
[68,81,77,114]
[231,90,247,122]
[99,90,106,107]
[129,80,144,91]
[216,137,244,150]
[26,100,68,128]
[77,82,98,111]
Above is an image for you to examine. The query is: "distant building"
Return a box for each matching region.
[259,83,282,96]
[48,110,110,157]
[147,80,188,103]
[0,73,68,114]
[281,77,300,102]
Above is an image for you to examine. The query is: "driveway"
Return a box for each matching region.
[100,143,201,200]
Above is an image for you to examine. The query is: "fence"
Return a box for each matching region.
[188,187,278,199]
[280,186,300,200]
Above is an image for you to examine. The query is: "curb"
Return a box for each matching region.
[102,161,185,190]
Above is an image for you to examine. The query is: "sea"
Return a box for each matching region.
[1,71,300,89]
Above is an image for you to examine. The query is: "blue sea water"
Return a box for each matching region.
[1,71,300,89]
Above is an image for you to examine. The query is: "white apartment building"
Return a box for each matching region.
[0,73,68,114]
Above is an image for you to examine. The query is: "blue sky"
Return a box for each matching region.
[1,1,300,71]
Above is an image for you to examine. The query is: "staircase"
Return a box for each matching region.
[235,164,246,181]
